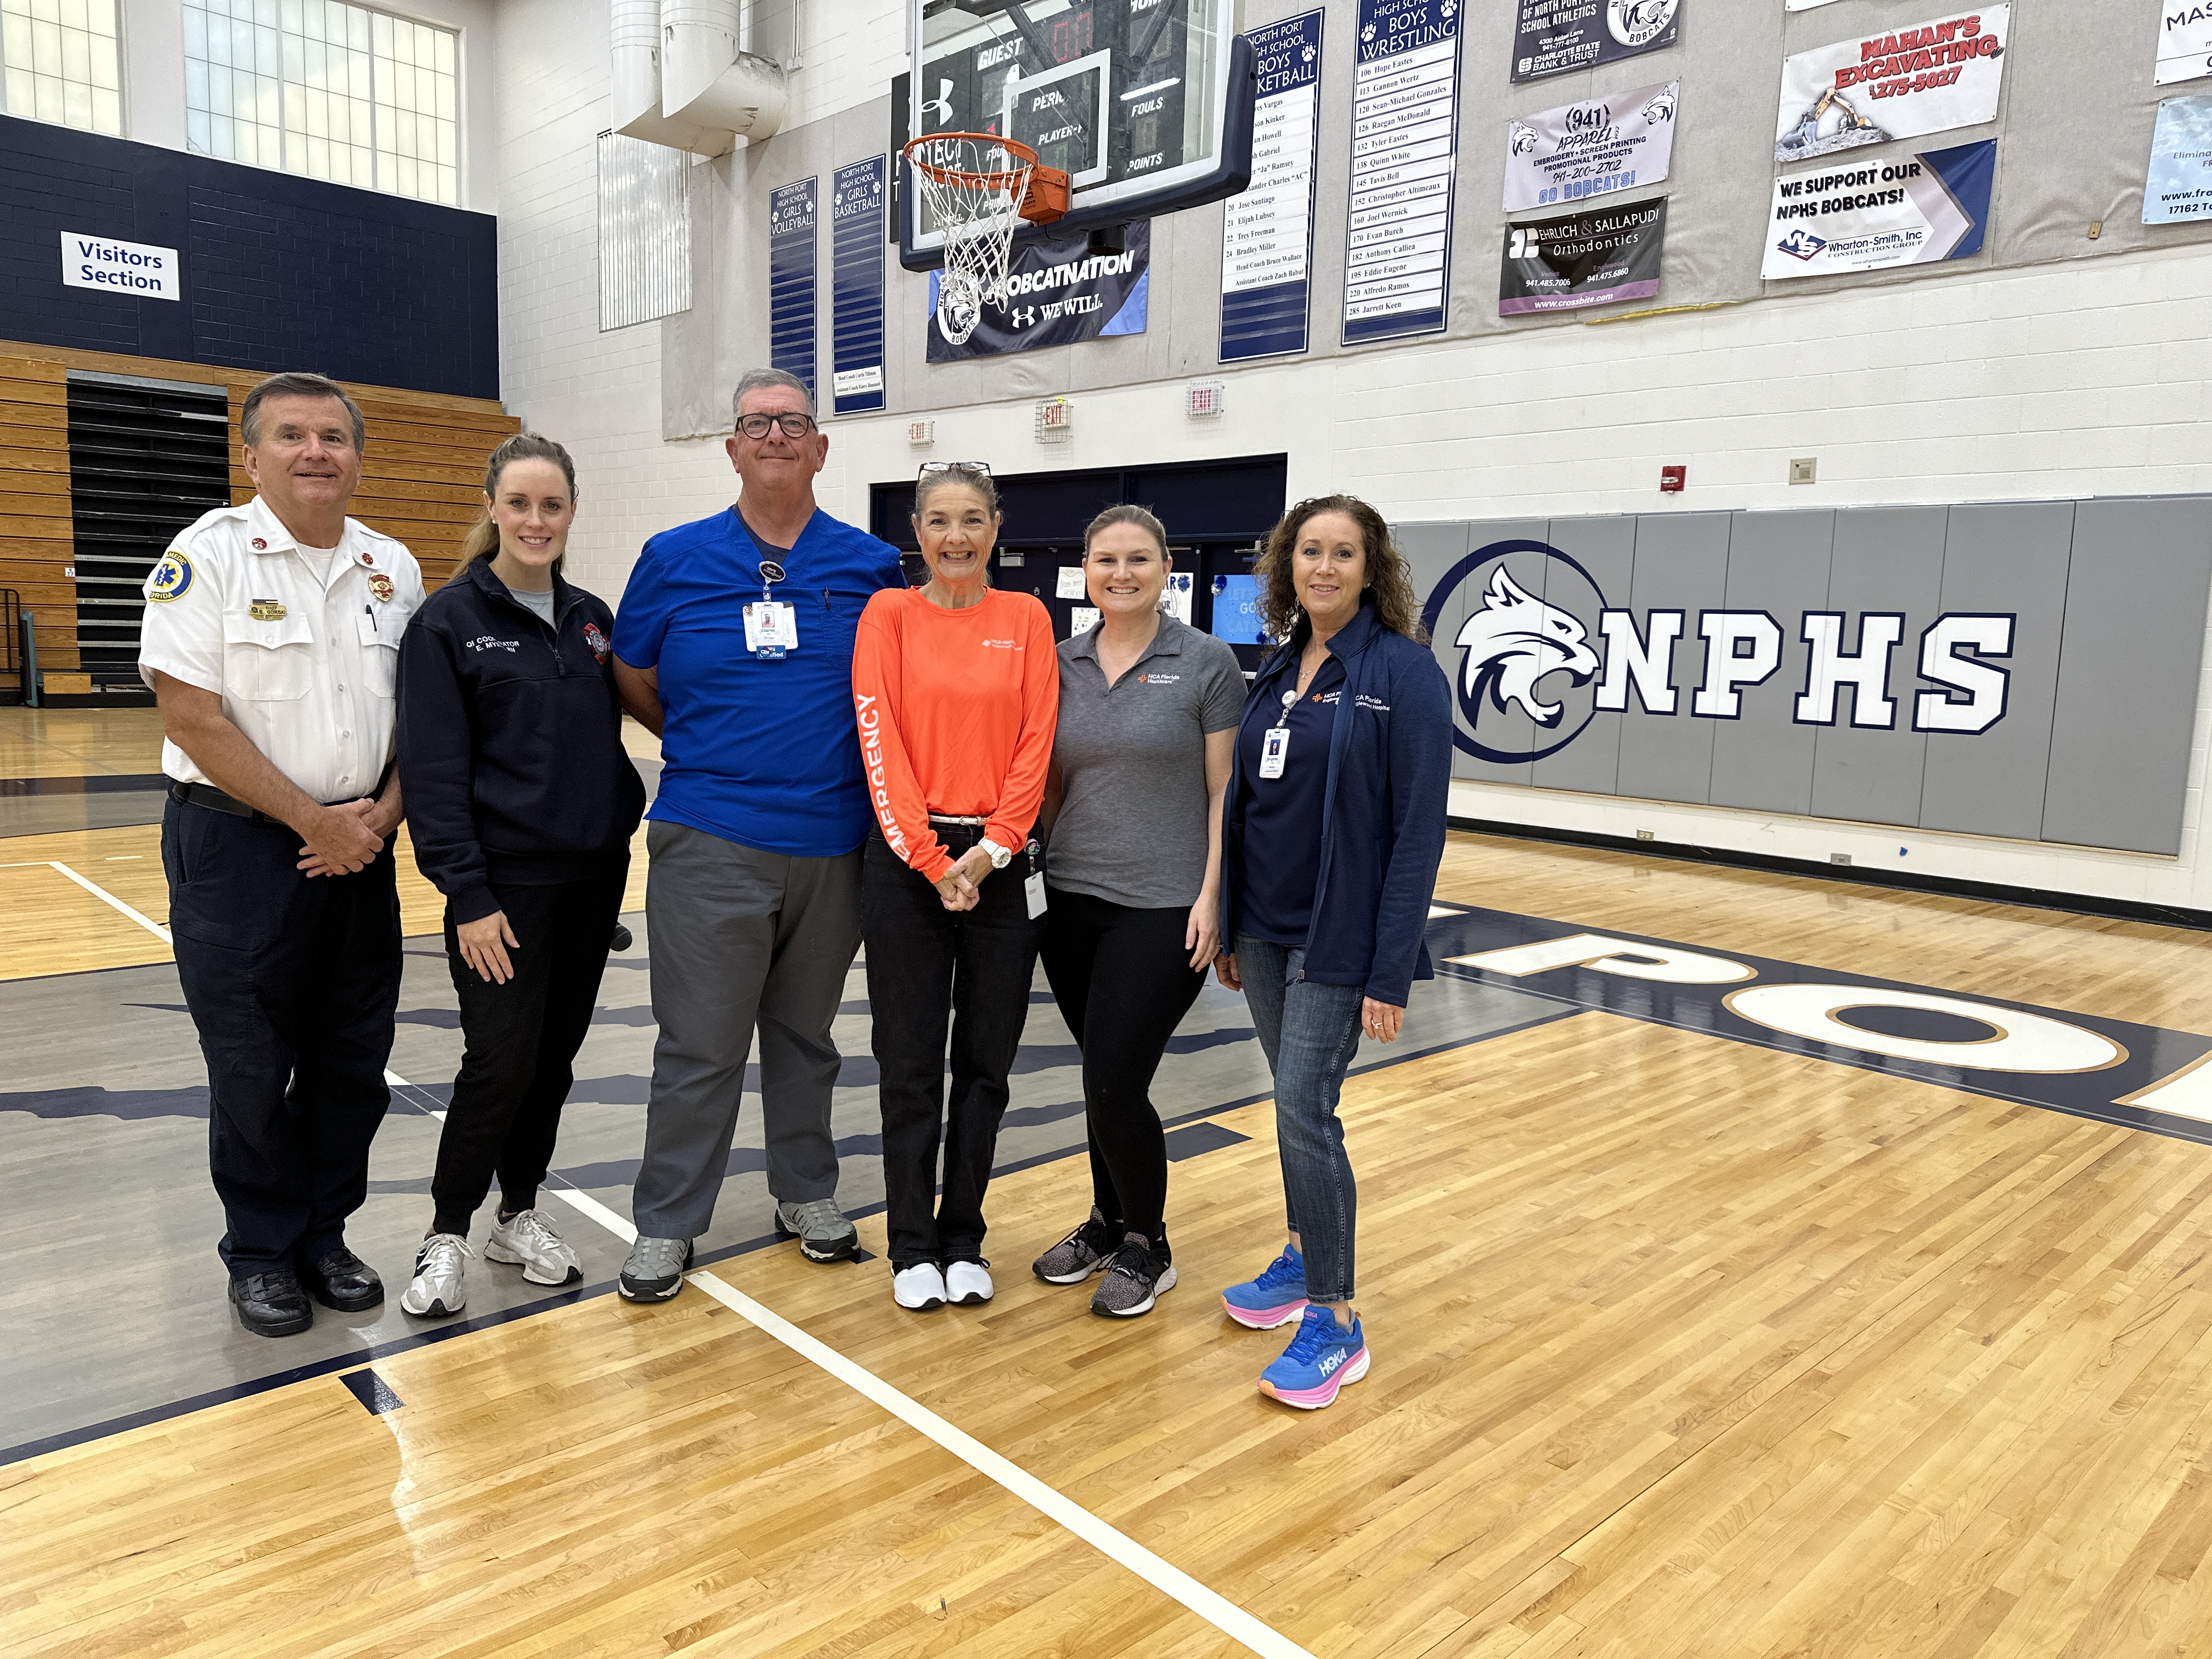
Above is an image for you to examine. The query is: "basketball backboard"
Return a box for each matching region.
[901,0,1256,270]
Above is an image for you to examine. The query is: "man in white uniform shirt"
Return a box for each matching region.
[139,371,425,1338]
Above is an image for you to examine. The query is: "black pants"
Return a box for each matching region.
[430,867,627,1235]
[1037,887,1205,1250]
[162,794,403,1275]
[862,827,1042,1268]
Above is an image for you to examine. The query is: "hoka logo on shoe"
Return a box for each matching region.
[1318,1348,1346,1377]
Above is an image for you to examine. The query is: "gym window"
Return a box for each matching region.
[0,0,123,136]
[183,0,460,207]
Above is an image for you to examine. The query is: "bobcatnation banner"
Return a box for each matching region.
[1513,0,1679,83]
[1499,196,1666,314]
[1775,5,2008,164]
[926,221,1150,361]
[1763,140,1994,279]
[1504,82,1678,213]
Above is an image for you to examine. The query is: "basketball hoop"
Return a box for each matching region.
[901,133,1069,345]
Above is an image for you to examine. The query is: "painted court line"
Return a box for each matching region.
[535,1147,1313,1656]
[46,860,173,944]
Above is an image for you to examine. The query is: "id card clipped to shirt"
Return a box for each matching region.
[1259,686,1297,778]
[743,601,798,659]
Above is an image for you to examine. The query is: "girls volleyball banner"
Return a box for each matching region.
[1763,139,1994,279]
[1774,5,2008,164]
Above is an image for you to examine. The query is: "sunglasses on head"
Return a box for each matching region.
[737,411,819,439]
[917,460,992,481]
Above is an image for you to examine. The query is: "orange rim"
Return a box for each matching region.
[901,131,1040,191]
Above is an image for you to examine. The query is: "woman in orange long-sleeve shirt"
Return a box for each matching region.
[851,462,1058,1312]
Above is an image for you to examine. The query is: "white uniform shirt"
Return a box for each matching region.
[137,495,426,804]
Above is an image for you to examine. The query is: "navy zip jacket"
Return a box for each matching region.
[397,555,647,924]
[1220,602,1453,1007]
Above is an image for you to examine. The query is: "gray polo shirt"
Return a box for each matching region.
[1049,613,1247,909]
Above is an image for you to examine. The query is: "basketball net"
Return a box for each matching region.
[902,133,1051,347]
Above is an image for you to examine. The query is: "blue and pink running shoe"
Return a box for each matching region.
[1257,1307,1370,1409]
[1220,1245,1311,1329]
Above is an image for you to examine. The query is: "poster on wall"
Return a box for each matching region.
[2159,7,2212,88]
[768,178,817,398]
[1763,140,1993,279]
[1774,5,2008,164]
[1512,0,1679,84]
[2145,97,2212,224]
[1221,8,1324,363]
[830,157,887,416]
[1499,196,1666,314]
[1343,0,1463,345]
[926,221,1149,360]
[1504,81,1678,213]
[1786,0,1848,9]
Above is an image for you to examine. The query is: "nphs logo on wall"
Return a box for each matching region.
[1420,540,2015,765]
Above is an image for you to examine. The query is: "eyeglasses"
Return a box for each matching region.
[736,411,819,440]
[917,460,992,481]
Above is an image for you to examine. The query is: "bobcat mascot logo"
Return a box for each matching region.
[1453,567,1600,728]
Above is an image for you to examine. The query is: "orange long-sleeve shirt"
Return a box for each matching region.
[851,586,1059,882]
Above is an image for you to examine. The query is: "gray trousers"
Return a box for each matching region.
[631,820,862,1239]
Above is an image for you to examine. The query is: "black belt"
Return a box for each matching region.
[171,781,290,826]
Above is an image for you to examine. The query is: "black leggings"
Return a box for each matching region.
[431,869,625,1236]
[1037,886,1206,1250]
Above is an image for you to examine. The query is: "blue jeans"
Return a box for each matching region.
[1234,934,1365,1302]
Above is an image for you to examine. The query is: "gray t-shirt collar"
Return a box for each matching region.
[1068,611,1190,670]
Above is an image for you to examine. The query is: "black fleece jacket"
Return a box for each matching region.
[396,555,647,924]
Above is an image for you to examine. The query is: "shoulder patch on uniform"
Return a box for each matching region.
[147,550,193,603]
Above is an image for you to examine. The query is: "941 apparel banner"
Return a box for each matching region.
[926,221,1150,362]
[1499,195,1666,314]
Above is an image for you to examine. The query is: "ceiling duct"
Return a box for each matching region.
[612,0,786,157]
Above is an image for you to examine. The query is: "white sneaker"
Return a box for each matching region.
[894,1262,947,1311]
[484,1207,583,1286]
[400,1233,472,1317]
[945,1259,994,1305]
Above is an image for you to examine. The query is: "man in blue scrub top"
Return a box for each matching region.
[611,367,905,1299]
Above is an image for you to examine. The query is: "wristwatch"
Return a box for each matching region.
[977,837,1013,871]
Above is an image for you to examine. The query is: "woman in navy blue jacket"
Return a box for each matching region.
[392,433,646,1318]
[1214,493,1452,1409]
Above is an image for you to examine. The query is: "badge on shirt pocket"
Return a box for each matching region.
[249,599,286,622]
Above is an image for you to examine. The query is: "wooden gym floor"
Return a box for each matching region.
[7,708,2212,1657]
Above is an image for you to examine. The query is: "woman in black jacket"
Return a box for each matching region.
[393,432,646,1317]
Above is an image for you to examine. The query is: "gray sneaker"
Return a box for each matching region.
[1092,1234,1176,1318]
[400,1233,472,1318]
[775,1198,860,1262]
[618,1234,693,1302]
[1033,1206,1119,1284]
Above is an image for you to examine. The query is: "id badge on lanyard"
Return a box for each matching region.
[1259,687,1298,780]
[1023,839,1046,920]
[745,558,799,659]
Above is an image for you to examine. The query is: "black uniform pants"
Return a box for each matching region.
[1036,887,1206,1252]
[430,868,627,1235]
[161,794,402,1275]
[862,827,1042,1268]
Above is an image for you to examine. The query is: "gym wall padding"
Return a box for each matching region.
[1400,494,2212,857]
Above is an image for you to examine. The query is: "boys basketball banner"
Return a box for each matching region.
[1503,81,1678,213]
[925,221,1149,361]
[1513,0,1680,83]
[1221,8,1325,363]
[1343,0,1463,345]
[1775,5,2008,164]
[1499,196,1666,315]
[1763,139,1994,279]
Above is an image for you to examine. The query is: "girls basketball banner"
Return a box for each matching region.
[1513,0,1680,82]
[1774,5,2008,164]
[1503,81,1678,213]
[1762,139,1994,280]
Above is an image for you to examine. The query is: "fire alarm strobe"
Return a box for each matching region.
[1660,465,1686,493]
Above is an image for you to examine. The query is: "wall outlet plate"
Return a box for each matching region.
[1830,852,1851,865]
[1789,457,1818,485]
[1635,829,1655,840]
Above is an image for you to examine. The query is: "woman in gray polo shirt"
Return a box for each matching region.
[1031,504,1245,1317]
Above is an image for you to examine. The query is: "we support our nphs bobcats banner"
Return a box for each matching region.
[1775,5,2008,164]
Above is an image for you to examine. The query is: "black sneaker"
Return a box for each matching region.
[230,1268,314,1337]
[1092,1234,1177,1318]
[1032,1206,1119,1283]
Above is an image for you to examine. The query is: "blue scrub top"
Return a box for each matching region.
[1232,653,1345,946]
[613,506,905,857]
